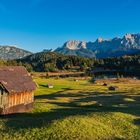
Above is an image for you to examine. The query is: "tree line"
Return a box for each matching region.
[0,52,94,72]
[0,52,139,76]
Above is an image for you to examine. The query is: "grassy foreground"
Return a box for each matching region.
[0,77,140,140]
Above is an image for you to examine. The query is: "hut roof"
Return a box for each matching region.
[0,66,37,94]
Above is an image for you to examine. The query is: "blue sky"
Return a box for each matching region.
[0,0,140,52]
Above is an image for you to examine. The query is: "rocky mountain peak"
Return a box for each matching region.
[124,33,133,40]
[96,37,104,43]
[63,40,86,50]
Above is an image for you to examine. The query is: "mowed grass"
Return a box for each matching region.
[0,77,140,140]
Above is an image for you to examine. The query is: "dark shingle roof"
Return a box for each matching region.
[0,66,37,93]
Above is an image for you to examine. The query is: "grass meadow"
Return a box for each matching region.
[0,77,140,140]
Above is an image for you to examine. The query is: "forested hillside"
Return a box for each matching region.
[0,52,139,77]
[93,54,140,77]
[0,52,94,72]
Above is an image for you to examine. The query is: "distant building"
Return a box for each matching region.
[47,84,54,89]
[0,66,37,115]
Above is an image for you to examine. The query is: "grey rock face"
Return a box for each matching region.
[55,33,140,58]
[55,40,95,58]
[0,46,32,60]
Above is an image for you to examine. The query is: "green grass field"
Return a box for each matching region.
[0,77,140,140]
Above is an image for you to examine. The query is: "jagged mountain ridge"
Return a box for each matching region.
[0,46,32,60]
[1,33,140,60]
[55,33,140,58]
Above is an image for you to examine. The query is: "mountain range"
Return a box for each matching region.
[0,33,140,60]
[55,33,140,58]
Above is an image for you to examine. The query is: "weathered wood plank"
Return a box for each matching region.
[0,91,34,115]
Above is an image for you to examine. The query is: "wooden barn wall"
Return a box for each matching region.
[0,92,34,109]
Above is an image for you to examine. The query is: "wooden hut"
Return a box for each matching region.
[0,66,37,115]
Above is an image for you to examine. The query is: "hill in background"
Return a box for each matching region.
[0,45,32,60]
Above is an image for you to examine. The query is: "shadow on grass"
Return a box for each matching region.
[1,90,140,130]
[133,118,140,126]
[35,87,74,100]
